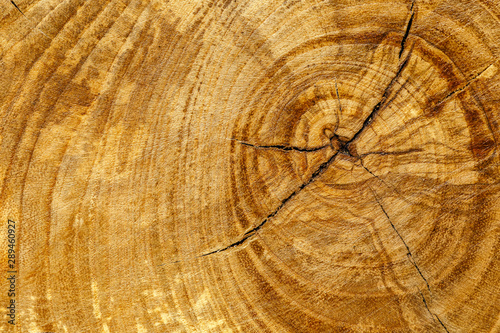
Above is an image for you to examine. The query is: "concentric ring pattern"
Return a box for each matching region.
[0,0,499,332]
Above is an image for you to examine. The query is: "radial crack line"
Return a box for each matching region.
[434,314,451,333]
[334,78,342,134]
[9,0,24,15]
[360,161,385,185]
[359,158,406,204]
[417,288,436,320]
[369,187,431,293]
[359,148,423,158]
[346,3,415,147]
[199,1,416,259]
[417,288,450,333]
[9,0,50,39]
[200,151,341,257]
[399,1,416,59]
[346,47,412,147]
[434,62,496,107]
[334,78,342,113]
[232,139,329,152]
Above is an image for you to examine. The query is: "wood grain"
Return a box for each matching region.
[1,0,499,332]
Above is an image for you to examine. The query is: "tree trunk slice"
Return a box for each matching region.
[1,0,499,332]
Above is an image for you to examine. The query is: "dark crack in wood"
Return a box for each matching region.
[234,139,329,152]
[346,51,411,148]
[358,160,401,197]
[370,188,432,293]
[10,0,24,15]
[188,0,417,260]
[434,62,494,108]
[417,288,450,332]
[199,150,341,257]
[399,1,415,59]
[359,148,423,158]
[9,0,50,39]
[360,161,385,185]
[334,78,342,134]
[434,314,451,333]
[417,288,436,320]
[346,2,415,147]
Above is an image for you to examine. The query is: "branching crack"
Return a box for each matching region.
[233,139,329,152]
[196,1,418,259]
[370,188,431,293]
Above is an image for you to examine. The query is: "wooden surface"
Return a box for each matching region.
[1,0,500,332]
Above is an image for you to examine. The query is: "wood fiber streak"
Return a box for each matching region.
[0,0,499,332]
